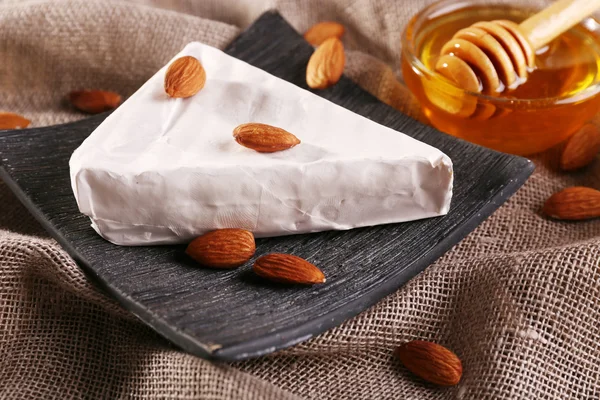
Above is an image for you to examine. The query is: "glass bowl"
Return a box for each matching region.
[401,0,600,156]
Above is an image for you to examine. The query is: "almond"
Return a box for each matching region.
[186,229,255,269]
[69,90,122,114]
[306,37,345,90]
[233,123,300,153]
[395,340,463,386]
[560,124,600,171]
[253,254,326,285]
[543,186,600,220]
[0,112,31,130]
[164,56,206,98]
[304,21,345,46]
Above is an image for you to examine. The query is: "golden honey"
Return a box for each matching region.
[402,2,600,155]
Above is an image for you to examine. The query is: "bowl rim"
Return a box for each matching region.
[401,0,600,106]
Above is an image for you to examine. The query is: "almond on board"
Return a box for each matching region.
[306,37,345,90]
[253,253,326,285]
[186,229,256,269]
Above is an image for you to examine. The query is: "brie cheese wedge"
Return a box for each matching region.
[69,42,453,246]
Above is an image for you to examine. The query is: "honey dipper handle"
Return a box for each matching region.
[519,0,600,50]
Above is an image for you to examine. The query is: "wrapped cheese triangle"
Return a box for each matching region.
[69,42,453,246]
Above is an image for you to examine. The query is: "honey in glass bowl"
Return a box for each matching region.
[401,0,600,156]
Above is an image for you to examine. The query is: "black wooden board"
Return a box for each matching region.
[0,12,534,361]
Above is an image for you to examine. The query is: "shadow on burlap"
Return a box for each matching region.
[1,0,599,398]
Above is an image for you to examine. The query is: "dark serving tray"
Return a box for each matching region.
[0,12,533,361]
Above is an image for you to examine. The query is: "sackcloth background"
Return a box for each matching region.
[1,0,600,398]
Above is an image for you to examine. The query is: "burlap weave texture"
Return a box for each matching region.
[1,0,599,398]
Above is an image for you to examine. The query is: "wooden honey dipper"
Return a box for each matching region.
[433,0,600,117]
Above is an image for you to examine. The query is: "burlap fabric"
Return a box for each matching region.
[1,0,599,398]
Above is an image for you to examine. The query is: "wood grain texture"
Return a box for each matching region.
[0,12,534,361]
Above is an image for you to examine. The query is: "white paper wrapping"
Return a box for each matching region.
[69,42,453,246]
